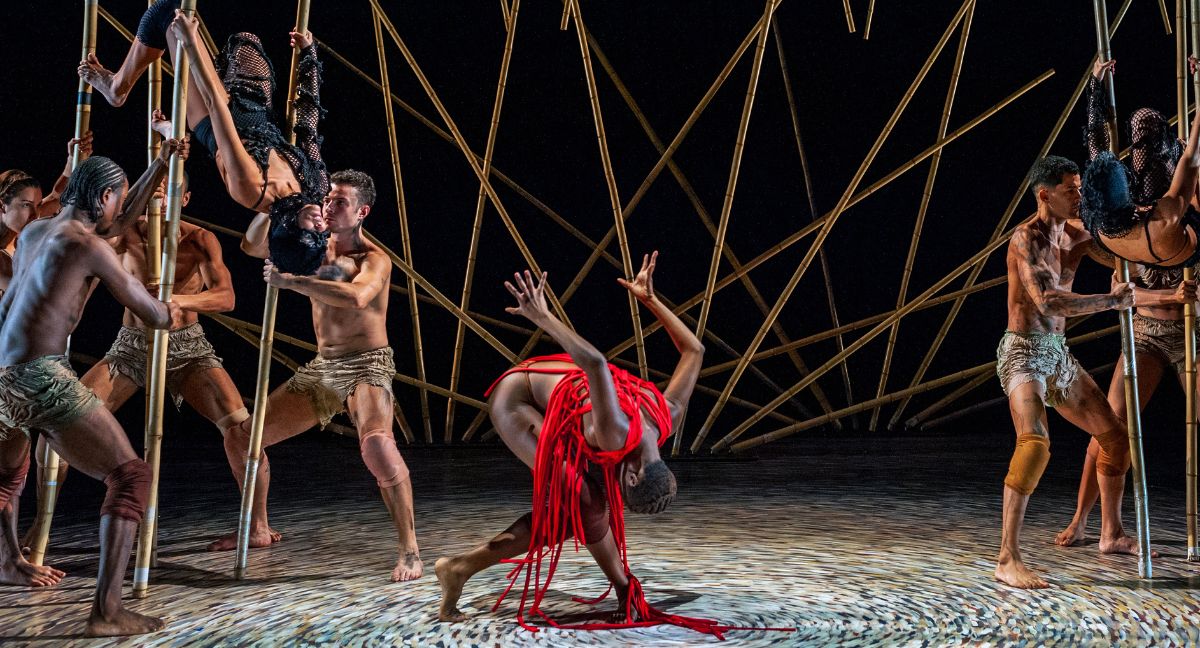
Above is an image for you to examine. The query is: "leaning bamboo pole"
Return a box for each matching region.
[1165,0,1177,34]
[367,0,572,329]
[370,7,432,443]
[235,0,309,580]
[692,0,975,452]
[568,0,650,380]
[871,4,973,430]
[886,0,1136,428]
[864,0,877,39]
[906,371,993,429]
[29,0,99,568]
[1094,0,1151,578]
[133,0,196,597]
[1187,0,1200,563]
[445,0,520,442]
[841,0,856,32]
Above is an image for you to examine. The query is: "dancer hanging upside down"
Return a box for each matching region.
[1080,60,1200,269]
[1055,59,1200,547]
[0,141,187,637]
[78,0,330,273]
[434,253,744,636]
[995,156,1148,590]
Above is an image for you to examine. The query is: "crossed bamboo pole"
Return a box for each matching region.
[1186,0,1199,563]
[870,4,974,430]
[693,0,975,452]
[371,6,432,443]
[445,0,520,442]
[133,0,196,598]
[234,0,309,580]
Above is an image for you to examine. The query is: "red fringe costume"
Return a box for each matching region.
[485,354,778,639]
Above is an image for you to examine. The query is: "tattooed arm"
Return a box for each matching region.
[1012,228,1134,316]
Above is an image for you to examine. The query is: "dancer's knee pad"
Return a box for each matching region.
[136,0,181,50]
[101,459,152,522]
[0,451,29,510]
[1094,428,1131,476]
[1004,434,1051,496]
[216,407,250,434]
[359,429,408,488]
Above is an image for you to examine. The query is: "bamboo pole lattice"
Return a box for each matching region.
[1187,0,1199,563]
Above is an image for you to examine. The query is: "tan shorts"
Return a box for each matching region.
[996,331,1081,407]
[285,347,395,428]
[0,355,102,440]
[104,322,224,408]
[1132,313,1192,375]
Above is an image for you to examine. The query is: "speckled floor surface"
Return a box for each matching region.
[2,433,1199,647]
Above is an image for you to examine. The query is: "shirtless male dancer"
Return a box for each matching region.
[229,169,422,581]
[0,144,186,636]
[437,252,705,629]
[996,155,1142,589]
[21,173,280,552]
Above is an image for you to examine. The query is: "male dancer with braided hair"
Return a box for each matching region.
[437,253,726,635]
[996,155,1144,589]
[0,142,186,636]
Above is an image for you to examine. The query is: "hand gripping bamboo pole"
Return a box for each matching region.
[133,0,197,597]
[371,7,432,443]
[29,0,100,569]
[1095,0,1151,579]
[1187,0,1200,563]
[446,0,521,442]
[235,0,310,579]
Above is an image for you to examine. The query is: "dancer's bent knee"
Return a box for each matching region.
[1004,433,1050,495]
[101,459,152,522]
[360,428,409,488]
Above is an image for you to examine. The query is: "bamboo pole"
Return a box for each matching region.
[886,0,1136,428]
[133,0,196,597]
[501,0,511,29]
[906,371,993,429]
[864,0,876,39]
[871,5,973,430]
[98,6,175,77]
[371,7,432,443]
[142,0,165,569]
[235,0,309,580]
[692,0,974,452]
[842,0,856,32]
[1094,0,1151,578]
[773,21,855,422]
[560,0,573,31]
[1165,0,1178,34]
[367,0,572,330]
[445,0,520,443]
[568,0,650,380]
[30,0,99,568]
[1187,0,1199,563]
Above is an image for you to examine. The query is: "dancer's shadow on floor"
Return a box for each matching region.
[479,587,702,624]
[146,561,344,589]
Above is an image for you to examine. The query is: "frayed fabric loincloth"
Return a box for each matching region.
[0,355,102,440]
[996,330,1081,407]
[1133,313,1193,375]
[104,322,224,409]
[285,347,394,428]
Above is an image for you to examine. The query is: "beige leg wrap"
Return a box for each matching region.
[359,428,409,488]
[1094,427,1131,477]
[1004,433,1051,496]
[216,407,250,433]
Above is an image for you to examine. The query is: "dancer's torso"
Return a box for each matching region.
[119,221,208,331]
[310,241,390,358]
[1006,217,1094,335]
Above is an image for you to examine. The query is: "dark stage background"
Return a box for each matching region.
[0,1,1193,483]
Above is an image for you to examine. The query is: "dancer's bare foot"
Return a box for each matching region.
[435,557,468,622]
[391,550,423,582]
[1054,519,1087,547]
[150,109,173,140]
[0,558,65,587]
[77,54,127,107]
[205,526,281,552]
[994,554,1049,589]
[84,608,165,637]
[1100,532,1158,557]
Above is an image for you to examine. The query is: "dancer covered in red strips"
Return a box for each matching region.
[436,252,748,635]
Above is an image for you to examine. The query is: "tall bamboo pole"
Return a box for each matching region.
[1094,0,1151,578]
[886,0,1136,428]
[864,0,877,40]
[841,0,856,32]
[235,0,309,579]
[871,5,973,430]
[1187,0,1200,563]
[133,0,197,598]
[29,0,100,568]
[692,0,975,452]
[445,0,520,442]
[1165,0,1178,34]
[371,8,432,443]
[568,0,650,380]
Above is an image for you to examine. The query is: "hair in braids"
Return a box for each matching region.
[59,156,127,221]
[0,170,40,207]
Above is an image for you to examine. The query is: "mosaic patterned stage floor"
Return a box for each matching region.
[2,433,1199,647]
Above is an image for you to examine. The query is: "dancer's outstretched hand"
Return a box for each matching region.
[290,29,313,49]
[62,131,94,176]
[505,270,552,323]
[617,251,658,304]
